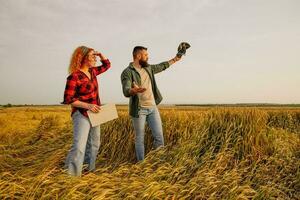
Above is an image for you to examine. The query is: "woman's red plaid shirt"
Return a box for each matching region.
[62,59,111,118]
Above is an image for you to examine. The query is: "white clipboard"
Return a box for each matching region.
[87,104,118,127]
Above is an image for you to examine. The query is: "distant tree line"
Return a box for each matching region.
[1,103,35,108]
[1,103,299,108]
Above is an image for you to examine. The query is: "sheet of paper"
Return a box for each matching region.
[87,104,118,127]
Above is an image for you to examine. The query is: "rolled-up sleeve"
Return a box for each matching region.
[61,74,78,104]
[150,61,170,74]
[93,59,111,76]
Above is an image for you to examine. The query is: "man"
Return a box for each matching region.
[121,46,182,161]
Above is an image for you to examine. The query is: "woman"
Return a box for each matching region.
[62,46,111,176]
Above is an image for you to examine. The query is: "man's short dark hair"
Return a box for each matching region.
[133,46,147,58]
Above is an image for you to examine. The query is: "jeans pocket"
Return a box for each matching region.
[72,110,80,120]
[139,108,150,116]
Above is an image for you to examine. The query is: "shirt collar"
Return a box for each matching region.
[129,62,135,69]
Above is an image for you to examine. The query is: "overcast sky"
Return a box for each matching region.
[0,0,299,105]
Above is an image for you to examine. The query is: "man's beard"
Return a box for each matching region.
[139,60,149,68]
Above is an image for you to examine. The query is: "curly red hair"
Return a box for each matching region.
[68,46,93,74]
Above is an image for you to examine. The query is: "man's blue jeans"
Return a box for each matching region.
[65,111,101,176]
[131,106,164,161]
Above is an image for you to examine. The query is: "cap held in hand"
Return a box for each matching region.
[176,42,191,58]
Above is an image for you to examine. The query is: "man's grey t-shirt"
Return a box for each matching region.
[134,66,155,108]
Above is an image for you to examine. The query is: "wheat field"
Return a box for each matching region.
[0,106,299,199]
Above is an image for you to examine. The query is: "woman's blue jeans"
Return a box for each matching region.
[65,111,100,176]
[131,106,164,161]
